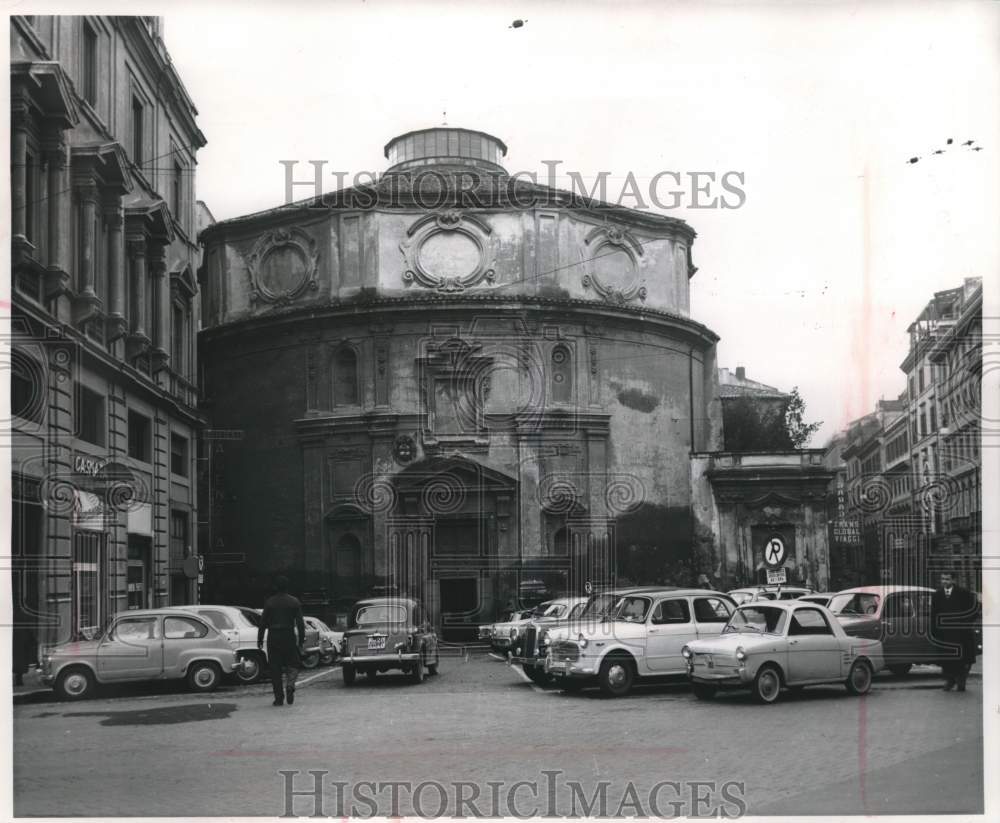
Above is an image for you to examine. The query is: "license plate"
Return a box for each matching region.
[367,636,386,651]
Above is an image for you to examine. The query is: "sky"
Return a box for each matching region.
[158,0,999,447]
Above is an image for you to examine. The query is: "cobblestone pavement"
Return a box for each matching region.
[13,651,983,817]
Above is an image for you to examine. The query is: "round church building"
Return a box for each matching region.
[198,127,724,637]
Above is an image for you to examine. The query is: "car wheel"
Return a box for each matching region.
[55,667,95,701]
[187,661,222,693]
[342,665,356,685]
[300,651,320,670]
[319,651,335,666]
[523,663,553,687]
[692,683,717,701]
[846,659,873,696]
[236,652,265,684]
[598,655,635,697]
[411,654,426,684]
[752,664,782,704]
[887,663,912,678]
[427,649,439,676]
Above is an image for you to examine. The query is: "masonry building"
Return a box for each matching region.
[10,15,206,645]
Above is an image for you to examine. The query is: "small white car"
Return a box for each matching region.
[544,589,736,696]
[304,616,343,665]
[488,609,538,652]
[682,601,883,704]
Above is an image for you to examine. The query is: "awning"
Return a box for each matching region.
[73,491,107,532]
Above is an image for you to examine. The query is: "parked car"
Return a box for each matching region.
[797,593,836,608]
[828,585,981,676]
[340,597,439,684]
[40,609,241,701]
[487,609,537,653]
[304,616,342,665]
[176,604,266,684]
[544,589,737,696]
[683,601,883,703]
[239,606,324,669]
[728,586,812,605]
[513,589,663,685]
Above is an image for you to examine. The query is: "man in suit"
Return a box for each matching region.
[930,571,978,691]
[258,575,306,706]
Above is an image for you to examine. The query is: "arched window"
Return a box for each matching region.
[333,347,359,406]
[551,345,572,403]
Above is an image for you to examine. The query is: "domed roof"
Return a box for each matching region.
[384,127,507,174]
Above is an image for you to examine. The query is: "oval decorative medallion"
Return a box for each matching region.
[400,210,497,293]
[247,227,320,306]
[581,225,647,305]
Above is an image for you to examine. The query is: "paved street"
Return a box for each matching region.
[13,652,983,817]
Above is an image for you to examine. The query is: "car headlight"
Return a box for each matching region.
[681,646,692,659]
[735,646,747,662]
[539,629,551,647]
[577,633,588,649]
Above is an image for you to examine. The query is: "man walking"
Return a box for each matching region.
[258,575,306,706]
[930,571,978,692]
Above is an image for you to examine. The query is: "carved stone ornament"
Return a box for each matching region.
[246,227,319,306]
[581,225,647,305]
[400,210,497,293]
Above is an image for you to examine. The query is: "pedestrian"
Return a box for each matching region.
[257,575,306,706]
[930,571,978,692]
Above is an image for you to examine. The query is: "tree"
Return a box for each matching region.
[784,386,822,448]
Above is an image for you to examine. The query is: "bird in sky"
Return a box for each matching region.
[932,149,945,155]
[509,19,527,29]
[907,157,920,164]
[963,140,975,146]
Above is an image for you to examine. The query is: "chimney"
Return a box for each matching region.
[735,366,746,381]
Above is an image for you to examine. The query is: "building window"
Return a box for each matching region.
[551,345,572,403]
[170,433,189,477]
[77,384,106,446]
[333,347,359,406]
[171,159,183,224]
[127,410,152,462]
[12,353,44,424]
[929,404,937,432]
[171,302,186,374]
[82,21,98,105]
[918,367,926,393]
[131,96,144,167]
[170,510,189,567]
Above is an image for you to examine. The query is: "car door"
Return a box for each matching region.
[97,616,163,681]
[785,607,843,682]
[881,592,916,663]
[644,597,697,674]
[693,596,734,641]
[162,615,213,676]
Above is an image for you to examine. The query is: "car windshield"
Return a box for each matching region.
[611,596,652,622]
[829,593,880,615]
[542,603,565,618]
[724,606,786,634]
[240,609,262,627]
[355,604,407,625]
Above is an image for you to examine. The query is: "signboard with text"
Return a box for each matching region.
[767,568,788,585]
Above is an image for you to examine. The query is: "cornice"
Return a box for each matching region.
[200,293,721,348]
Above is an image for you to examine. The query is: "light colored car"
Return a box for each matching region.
[40,609,241,700]
[728,586,812,605]
[544,589,737,696]
[797,592,836,608]
[488,609,537,652]
[682,600,883,704]
[177,604,266,684]
[304,616,343,665]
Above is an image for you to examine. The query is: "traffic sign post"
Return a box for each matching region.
[763,536,786,569]
[766,568,788,585]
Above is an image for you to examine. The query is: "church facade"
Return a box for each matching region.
[198,127,830,636]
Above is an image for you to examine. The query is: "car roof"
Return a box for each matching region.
[111,608,212,619]
[618,588,732,599]
[735,600,822,611]
[353,597,419,607]
[834,585,934,595]
[729,585,810,593]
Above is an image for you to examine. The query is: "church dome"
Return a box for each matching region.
[384,127,507,174]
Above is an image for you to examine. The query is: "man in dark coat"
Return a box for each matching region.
[257,575,306,706]
[930,571,978,691]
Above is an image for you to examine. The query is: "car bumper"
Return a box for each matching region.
[346,652,422,666]
[687,665,753,686]
[545,658,598,678]
[511,655,544,668]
